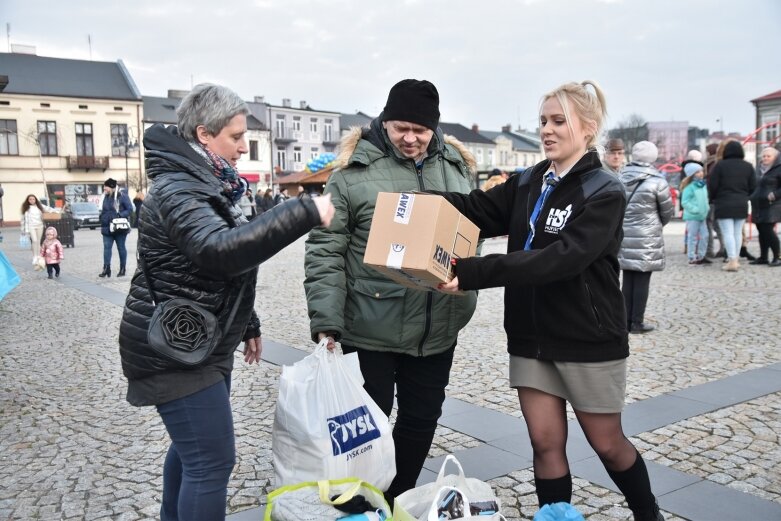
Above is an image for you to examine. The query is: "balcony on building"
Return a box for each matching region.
[67,155,109,172]
[273,127,297,144]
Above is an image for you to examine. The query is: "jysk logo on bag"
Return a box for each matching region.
[326,406,380,455]
[394,193,415,224]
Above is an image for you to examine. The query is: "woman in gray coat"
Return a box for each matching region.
[618,141,674,334]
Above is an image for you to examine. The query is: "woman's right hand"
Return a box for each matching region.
[317,331,336,351]
[313,193,335,228]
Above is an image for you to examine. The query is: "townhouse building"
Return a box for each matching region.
[0,52,143,221]
[750,89,781,163]
[479,125,543,171]
[439,123,496,180]
[247,98,340,177]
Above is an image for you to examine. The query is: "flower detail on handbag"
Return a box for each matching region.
[160,303,211,352]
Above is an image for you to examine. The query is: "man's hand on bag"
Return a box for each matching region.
[317,331,336,351]
[244,336,262,364]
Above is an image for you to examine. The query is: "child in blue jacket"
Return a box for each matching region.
[681,163,710,264]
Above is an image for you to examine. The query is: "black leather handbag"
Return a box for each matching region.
[141,256,247,367]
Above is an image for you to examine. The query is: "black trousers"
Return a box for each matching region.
[46,263,60,276]
[341,344,455,498]
[621,270,652,328]
[756,223,780,261]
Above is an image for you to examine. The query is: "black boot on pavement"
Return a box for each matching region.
[99,265,111,278]
[117,266,126,277]
[630,322,655,334]
[750,258,768,265]
[769,258,781,267]
[740,246,756,261]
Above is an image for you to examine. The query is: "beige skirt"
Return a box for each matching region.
[509,355,627,413]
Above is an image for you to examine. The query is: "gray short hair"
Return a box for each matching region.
[176,83,249,142]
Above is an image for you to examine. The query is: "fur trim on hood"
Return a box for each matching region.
[335,125,477,174]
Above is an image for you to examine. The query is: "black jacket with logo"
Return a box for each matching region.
[438,151,629,362]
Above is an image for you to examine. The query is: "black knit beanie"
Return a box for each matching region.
[381,79,440,132]
[104,178,117,189]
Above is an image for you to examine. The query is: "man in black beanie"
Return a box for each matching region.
[305,79,479,500]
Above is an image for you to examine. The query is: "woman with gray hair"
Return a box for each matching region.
[118,83,333,520]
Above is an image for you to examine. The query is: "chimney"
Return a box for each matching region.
[471,124,479,133]
[167,89,189,99]
[300,100,308,109]
[254,96,265,103]
[501,124,511,133]
[282,98,291,108]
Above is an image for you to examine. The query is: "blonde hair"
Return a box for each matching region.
[541,80,607,149]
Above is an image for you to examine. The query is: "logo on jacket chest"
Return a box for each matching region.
[544,204,573,235]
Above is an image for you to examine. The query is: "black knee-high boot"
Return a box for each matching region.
[606,452,662,521]
[534,473,572,508]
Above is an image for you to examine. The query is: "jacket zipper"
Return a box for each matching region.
[415,160,433,356]
[585,282,603,329]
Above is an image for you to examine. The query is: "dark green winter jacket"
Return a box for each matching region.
[304,117,478,356]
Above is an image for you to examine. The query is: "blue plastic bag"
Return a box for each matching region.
[19,234,30,249]
[533,502,586,521]
[0,250,21,302]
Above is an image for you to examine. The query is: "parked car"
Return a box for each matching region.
[66,202,101,230]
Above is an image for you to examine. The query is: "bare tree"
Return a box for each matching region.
[608,114,649,152]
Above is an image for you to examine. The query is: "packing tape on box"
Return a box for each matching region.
[386,244,405,269]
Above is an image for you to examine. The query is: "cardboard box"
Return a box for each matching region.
[364,192,479,291]
[42,212,61,221]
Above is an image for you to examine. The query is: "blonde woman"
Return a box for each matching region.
[436,81,663,520]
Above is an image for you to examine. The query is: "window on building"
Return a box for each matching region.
[75,123,94,157]
[37,121,58,156]
[249,140,258,161]
[487,149,494,166]
[310,118,318,133]
[111,123,128,157]
[292,117,301,132]
[276,146,286,170]
[293,147,302,163]
[311,147,319,160]
[324,119,333,141]
[275,115,286,137]
[0,119,19,155]
[763,114,779,145]
[476,148,483,164]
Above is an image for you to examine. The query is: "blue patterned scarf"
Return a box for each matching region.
[189,142,247,203]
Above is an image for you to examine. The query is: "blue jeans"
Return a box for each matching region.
[156,376,235,521]
[102,233,128,267]
[685,220,708,261]
[716,218,745,259]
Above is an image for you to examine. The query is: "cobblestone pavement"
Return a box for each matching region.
[0,221,779,520]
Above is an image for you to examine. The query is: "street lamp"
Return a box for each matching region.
[0,126,50,203]
[122,126,139,193]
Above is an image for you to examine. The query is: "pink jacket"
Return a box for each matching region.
[40,230,64,265]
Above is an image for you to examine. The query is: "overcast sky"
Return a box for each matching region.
[4,0,779,136]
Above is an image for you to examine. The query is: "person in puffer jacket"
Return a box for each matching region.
[618,141,674,334]
[118,83,333,521]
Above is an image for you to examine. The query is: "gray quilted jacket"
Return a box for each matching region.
[618,163,674,272]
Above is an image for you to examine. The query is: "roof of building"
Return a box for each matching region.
[143,96,265,130]
[0,52,141,101]
[439,122,495,145]
[340,111,374,130]
[143,96,178,124]
[278,165,335,185]
[751,89,781,103]
[479,129,540,151]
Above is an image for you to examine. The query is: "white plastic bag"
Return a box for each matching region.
[272,340,396,490]
[394,455,501,521]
